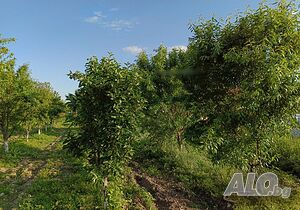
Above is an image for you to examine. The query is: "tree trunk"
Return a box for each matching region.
[103,176,108,210]
[3,141,9,153]
[249,131,261,172]
[256,137,260,170]
[3,132,9,153]
[26,129,30,141]
[176,128,184,151]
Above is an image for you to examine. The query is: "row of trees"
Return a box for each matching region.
[65,0,299,207]
[66,0,300,171]
[0,36,65,152]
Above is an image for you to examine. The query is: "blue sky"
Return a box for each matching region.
[1,0,262,98]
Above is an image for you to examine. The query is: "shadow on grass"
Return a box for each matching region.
[30,127,67,138]
[0,141,46,168]
[0,126,68,168]
[15,146,104,209]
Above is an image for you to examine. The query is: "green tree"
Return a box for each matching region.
[0,36,41,151]
[48,92,65,127]
[17,65,39,141]
[185,0,300,170]
[0,36,25,152]
[64,55,145,208]
[137,46,193,150]
[35,82,54,134]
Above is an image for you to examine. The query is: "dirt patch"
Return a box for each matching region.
[133,167,199,209]
[132,163,233,210]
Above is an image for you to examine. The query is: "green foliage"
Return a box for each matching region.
[275,135,300,177]
[65,55,145,177]
[136,45,194,150]
[0,35,63,151]
[3,1,300,209]
[134,132,300,210]
[185,0,300,170]
[0,43,36,151]
[48,92,65,125]
[133,135,235,209]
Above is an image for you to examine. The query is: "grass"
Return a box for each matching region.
[133,136,235,209]
[133,134,300,210]
[275,135,300,178]
[0,133,57,169]
[0,122,156,210]
[124,178,156,210]
[1,121,300,209]
[18,150,105,209]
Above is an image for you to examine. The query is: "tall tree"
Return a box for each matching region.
[17,65,38,141]
[185,0,300,170]
[137,46,193,150]
[64,55,145,199]
[0,35,21,152]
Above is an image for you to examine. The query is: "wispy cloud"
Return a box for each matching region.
[84,11,106,23]
[84,10,137,31]
[106,20,137,31]
[123,46,145,55]
[168,45,187,52]
[109,8,119,12]
[85,16,99,23]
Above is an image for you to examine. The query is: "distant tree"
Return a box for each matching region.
[17,65,39,141]
[35,82,53,134]
[0,35,39,151]
[0,35,63,150]
[185,0,300,170]
[48,92,65,127]
[137,46,193,150]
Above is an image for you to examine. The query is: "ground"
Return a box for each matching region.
[1,125,300,210]
[0,126,214,210]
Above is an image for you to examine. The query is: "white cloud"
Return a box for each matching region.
[105,20,137,31]
[84,11,137,31]
[84,11,105,23]
[169,45,187,52]
[122,46,144,55]
[109,8,119,12]
[94,11,106,18]
[85,16,99,23]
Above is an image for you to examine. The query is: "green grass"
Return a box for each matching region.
[133,135,300,210]
[0,123,156,210]
[2,122,300,209]
[18,151,105,209]
[124,179,156,210]
[275,135,300,178]
[0,127,64,168]
[133,137,235,209]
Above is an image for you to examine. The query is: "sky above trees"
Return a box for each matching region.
[1,0,261,98]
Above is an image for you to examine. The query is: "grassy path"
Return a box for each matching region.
[4,137,61,209]
[0,126,107,209]
[0,128,64,209]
